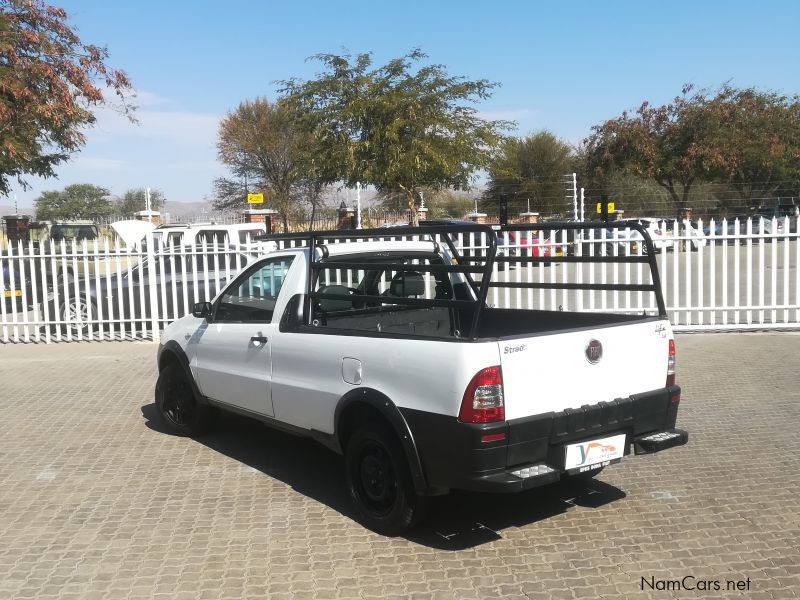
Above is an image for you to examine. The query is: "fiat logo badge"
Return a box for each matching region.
[585,339,603,364]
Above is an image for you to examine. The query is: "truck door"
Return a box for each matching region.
[193,256,294,417]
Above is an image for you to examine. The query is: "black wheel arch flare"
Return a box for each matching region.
[334,388,430,496]
[157,341,209,406]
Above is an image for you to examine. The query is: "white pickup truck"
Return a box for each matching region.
[155,223,687,534]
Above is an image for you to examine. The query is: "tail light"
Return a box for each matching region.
[459,366,505,423]
[666,339,676,387]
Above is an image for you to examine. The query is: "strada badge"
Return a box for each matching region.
[503,344,527,355]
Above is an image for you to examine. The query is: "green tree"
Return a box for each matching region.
[114,188,165,216]
[34,183,113,220]
[426,189,475,219]
[213,98,326,232]
[0,0,133,195]
[584,85,800,211]
[484,131,574,214]
[280,49,512,226]
[583,86,717,209]
[704,86,800,202]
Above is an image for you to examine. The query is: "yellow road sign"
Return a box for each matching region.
[596,201,615,214]
[247,193,264,204]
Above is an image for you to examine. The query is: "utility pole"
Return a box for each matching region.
[572,173,578,221]
[356,182,362,229]
[564,172,578,220]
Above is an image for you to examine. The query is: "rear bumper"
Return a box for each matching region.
[401,386,687,494]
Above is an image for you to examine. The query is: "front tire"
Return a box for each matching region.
[345,423,427,535]
[154,364,215,437]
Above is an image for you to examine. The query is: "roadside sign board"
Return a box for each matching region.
[596,201,615,214]
[247,193,264,205]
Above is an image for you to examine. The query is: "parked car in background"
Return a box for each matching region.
[507,231,562,260]
[702,215,784,242]
[608,219,706,254]
[752,201,799,233]
[49,247,254,333]
[29,220,100,247]
[149,222,267,249]
[1,258,36,314]
[14,220,105,284]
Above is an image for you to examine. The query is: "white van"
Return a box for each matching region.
[151,223,267,249]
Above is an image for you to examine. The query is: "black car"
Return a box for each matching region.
[49,248,253,333]
[1,256,40,314]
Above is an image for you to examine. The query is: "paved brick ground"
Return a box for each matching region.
[0,334,798,599]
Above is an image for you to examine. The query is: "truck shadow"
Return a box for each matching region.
[142,403,626,551]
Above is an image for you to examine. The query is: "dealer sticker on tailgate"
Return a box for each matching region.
[565,433,627,471]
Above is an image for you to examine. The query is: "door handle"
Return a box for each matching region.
[250,335,268,345]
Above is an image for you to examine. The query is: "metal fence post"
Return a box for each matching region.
[145,231,160,342]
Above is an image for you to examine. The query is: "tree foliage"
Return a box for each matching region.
[114,188,165,216]
[34,183,112,220]
[213,98,326,231]
[706,86,800,200]
[0,0,133,195]
[484,131,574,214]
[583,85,800,209]
[280,49,512,225]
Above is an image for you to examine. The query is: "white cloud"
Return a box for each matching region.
[130,89,174,108]
[84,87,220,147]
[88,105,221,146]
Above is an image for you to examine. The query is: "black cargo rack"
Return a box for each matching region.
[255,221,666,340]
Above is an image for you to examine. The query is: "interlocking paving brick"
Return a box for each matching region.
[0,333,799,599]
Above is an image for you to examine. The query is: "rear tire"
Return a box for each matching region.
[155,364,215,437]
[345,423,428,535]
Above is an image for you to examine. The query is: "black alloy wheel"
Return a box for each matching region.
[154,364,214,436]
[161,369,196,427]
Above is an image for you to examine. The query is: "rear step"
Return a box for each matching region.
[633,428,689,455]
[486,428,690,491]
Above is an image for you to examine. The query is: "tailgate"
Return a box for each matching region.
[499,319,670,421]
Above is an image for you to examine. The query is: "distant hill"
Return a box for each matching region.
[0,204,34,217]
[162,200,216,221]
[0,201,216,221]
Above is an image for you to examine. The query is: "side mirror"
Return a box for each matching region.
[192,301,212,319]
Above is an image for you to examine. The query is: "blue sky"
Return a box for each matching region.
[8,0,800,209]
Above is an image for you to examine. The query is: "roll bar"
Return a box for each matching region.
[255,221,666,339]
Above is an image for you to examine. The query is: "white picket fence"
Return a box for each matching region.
[1,218,798,343]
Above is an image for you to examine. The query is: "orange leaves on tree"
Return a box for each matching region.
[0,0,134,194]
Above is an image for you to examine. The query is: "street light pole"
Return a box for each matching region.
[356,181,362,229]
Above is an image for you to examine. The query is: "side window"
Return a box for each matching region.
[215,257,294,323]
[168,232,183,248]
[196,230,228,246]
[238,229,263,243]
